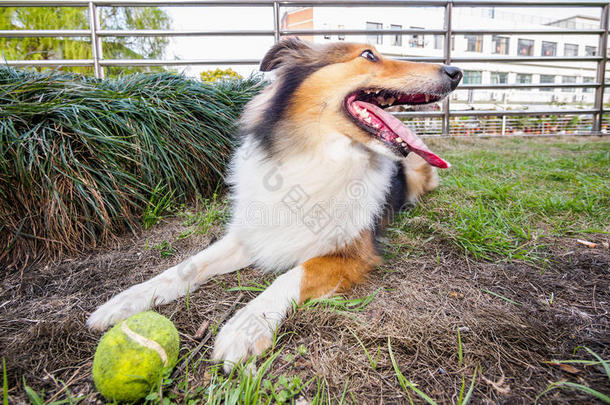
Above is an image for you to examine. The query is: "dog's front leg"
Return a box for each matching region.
[87,233,251,330]
[212,232,380,373]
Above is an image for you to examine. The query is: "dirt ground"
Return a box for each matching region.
[1,210,608,404]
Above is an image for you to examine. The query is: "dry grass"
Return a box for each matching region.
[1,136,609,404]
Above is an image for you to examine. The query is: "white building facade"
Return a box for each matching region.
[283,6,608,109]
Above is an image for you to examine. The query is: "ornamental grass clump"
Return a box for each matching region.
[0,67,265,269]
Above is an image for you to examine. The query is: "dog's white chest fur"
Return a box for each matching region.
[227,133,396,271]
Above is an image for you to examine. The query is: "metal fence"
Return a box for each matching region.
[2,0,609,136]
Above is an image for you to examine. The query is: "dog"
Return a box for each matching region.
[87,38,462,372]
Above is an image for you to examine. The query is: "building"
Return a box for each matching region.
[281,6,608,109]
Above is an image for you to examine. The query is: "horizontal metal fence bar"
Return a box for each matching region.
[1,28,604,38]
[450,108,597,116]
[2,59,95,66]
[394,108,598,118]
[452,0,607,6]
[2,0,276,6]
[451,56,602,62]
[100,58,260,65]
[281,29,446,35]
[422,131,607,139]
[460,83,601,89]
[0,30,91,38]
[0,0,448,6]
[395,57,446,62]
[9,0,608,6]
[452,28,605,35]
[98,29,275,37]
[394,111,444,117]
[1,58,260,66]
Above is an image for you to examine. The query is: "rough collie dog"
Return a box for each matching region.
[88,38,462,372]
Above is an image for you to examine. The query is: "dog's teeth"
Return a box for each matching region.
[425,94,430,102]
[387,97,395,105]
[364,117,372,123]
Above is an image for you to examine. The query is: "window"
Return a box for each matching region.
[409,26,424,48]
[540,74,555,91]
[583,77,594,93]
[517,73,532,91]
[434,35,443,50]
[562,76,576,92]
[338,24,345,41]
[541,41,557,56]
[390,24,402,46]
[518,39,534,56]
[491,72,508,84]
[323,23,330,40]
[366,22,383,45]
[585,46,597,56]
[463,70,482,84]
[465,35,483,52]
[492,35,509,54]
[564,43,578,56]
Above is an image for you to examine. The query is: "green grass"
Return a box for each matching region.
[0,67,264,269]
[179,193,229,238]
[298,289,380,314]
[387,330,477,405]
[536,346,610,404]
[143,348,314,405]
[393,138,610,263]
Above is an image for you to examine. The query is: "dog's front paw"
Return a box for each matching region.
[87,291,145,330]
[212,306,276,373]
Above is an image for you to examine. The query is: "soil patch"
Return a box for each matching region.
[1,216,608,403]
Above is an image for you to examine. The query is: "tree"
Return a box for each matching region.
[0,6,170,76]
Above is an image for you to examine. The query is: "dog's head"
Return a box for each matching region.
[244,38,461,167]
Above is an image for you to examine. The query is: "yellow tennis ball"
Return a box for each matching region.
[92,311,180,402]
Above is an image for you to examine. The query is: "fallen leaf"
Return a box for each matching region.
[559,364,582,374]
[544,361,582,375]
[449,291,465,299]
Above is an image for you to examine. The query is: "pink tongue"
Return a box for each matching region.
[355,101,450,169]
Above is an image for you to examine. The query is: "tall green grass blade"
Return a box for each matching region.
[481,289,522,306]
[460,367,478,405]
[574,346,610,379]
[536,381,610,404]
[23,379,44,405]
[388,338,438,405]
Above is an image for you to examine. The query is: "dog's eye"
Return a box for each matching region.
[360,50,378,62]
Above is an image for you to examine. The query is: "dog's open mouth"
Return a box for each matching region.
[345,89,450,168]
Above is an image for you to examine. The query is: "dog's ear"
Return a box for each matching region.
[260,37,312,71]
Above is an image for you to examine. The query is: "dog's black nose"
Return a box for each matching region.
[442,65,463,88]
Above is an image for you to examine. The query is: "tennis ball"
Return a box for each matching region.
[92,311,180,402]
